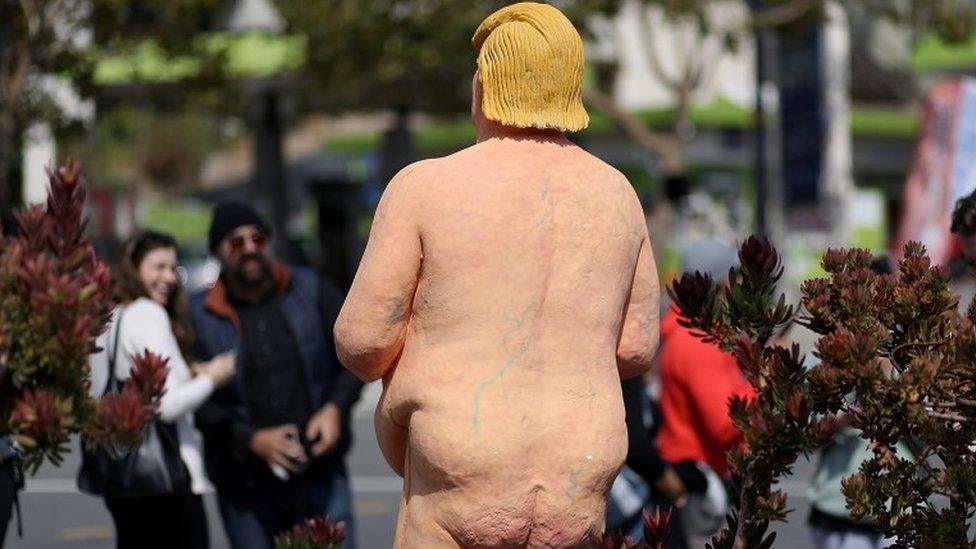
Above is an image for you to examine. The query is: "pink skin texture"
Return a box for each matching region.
[335,78,660,547]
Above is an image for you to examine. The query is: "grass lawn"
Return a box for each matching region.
[140,199,212,244]
[914,34,976,72]
[324,100,918,156]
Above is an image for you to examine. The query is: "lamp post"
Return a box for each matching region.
[751,0,768,237]
[749,0,784,244]
[224,0,290,250]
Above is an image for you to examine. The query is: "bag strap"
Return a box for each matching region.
[101,307,126,397]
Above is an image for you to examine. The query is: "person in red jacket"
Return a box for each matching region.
[656,237,755,547]
[656,307,754,477]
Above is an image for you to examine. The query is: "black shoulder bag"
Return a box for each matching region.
[77,307,190,498]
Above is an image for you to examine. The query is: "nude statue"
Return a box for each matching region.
[334,3,660,547]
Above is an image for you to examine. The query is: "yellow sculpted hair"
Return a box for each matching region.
[472,2,589,132]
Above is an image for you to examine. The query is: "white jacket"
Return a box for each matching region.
[89,297,214,494]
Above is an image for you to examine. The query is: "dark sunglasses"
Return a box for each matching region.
[227,232,268,253]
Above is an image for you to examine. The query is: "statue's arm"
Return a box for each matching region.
[617,222,661,379]
[335,166,423,382]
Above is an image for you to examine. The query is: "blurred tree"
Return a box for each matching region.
[5,1,626,206]
[0,0,224,214]
[275,0,623,185]
[276,0,620,115]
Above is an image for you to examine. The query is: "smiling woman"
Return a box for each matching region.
[86,230,237,549]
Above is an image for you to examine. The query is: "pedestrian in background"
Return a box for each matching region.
[88,230,236,548]
[190,201,363,549]
[0,434,19,546]
[950,190,976,308]
[606,375,698,541]
[0,214,20,546]
[806,418,897,549]
[656,237,753,547]
[806,257,895,549]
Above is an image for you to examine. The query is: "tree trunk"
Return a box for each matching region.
[0,109,16,215]
[0,28,32,216]
[582,88,685,175]
[732,476,755,549]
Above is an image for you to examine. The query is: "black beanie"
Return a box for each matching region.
[208,200,271,251]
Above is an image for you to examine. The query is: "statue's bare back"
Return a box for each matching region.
[336,136,660,547]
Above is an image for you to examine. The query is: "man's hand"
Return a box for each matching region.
[305,404,341,457]
[249,424,306,473]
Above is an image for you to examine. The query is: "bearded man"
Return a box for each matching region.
[190,201,363,549]
[335,3,661,547]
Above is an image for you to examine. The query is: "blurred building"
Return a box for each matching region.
[590,0,755,112]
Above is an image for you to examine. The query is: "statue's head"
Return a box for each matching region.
[472,2,589,133]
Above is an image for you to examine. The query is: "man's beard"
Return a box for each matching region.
[226,253,274,290]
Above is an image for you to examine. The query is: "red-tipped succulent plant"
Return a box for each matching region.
[801,243,976,547]
[670,236,976,548]
[599,532,639,549]
[128,350,169,404]
[274,515,347,549]
[8,388,74,465]
[668,236,824,549]
[640,508,671,548]
[88,385,154,449]
[1,162,165,473]
[598,508,671,549]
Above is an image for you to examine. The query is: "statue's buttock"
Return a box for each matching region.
[378,337,629,547]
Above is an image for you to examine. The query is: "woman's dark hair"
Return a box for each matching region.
[114,230,194,357]
[952,190,976,236]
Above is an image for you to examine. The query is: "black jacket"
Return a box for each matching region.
[189,264,363,493]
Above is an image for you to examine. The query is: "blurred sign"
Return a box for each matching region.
[893,78,976,264]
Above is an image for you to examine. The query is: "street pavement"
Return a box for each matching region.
[4,382,817,548]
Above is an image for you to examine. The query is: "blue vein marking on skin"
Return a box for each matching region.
[578,355,599,414]
[537,180,555,228]
[472,305,533,431]
[564,460,585,499]
[388,298,408,323]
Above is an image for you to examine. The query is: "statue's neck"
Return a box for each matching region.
[475,122,568,145]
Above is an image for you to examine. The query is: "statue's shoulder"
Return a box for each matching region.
[381,158,447,210]
[570,151,644,218]
[388,153,476,195]
[390,158,442,185]
[570,148,632,190]
[430,140,500,167]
